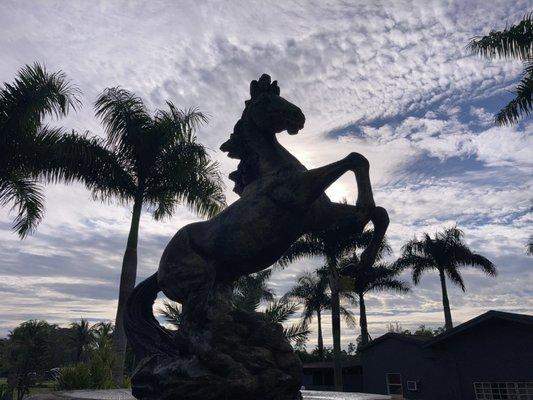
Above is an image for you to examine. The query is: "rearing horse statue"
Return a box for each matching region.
[125,74,389,400]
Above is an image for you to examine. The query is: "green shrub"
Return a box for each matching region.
[120,376,131,389]
[56,364,92,390]
[56,345,116,390]
[88,355,114,389]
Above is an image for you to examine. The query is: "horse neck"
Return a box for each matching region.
[243,128,304,176]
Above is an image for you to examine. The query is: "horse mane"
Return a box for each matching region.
[220,74,281,195]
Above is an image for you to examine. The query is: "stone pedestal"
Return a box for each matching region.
[131,309,302,400]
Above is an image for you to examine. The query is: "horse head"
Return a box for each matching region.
[220,74,305,158]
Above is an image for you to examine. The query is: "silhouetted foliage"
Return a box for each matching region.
[340,246,409,346]
[69,319,95,362]
[158,274,309,345]
[468,13,533,125]
[279,228,373,387]
[233,269,274,312]
[386,322,445,337]
[283,269,355,359]
[92,87,226,375]
[0,63,119,237]
[395,226,496,330]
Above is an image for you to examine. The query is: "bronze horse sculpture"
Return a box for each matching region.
[125,74,389,400]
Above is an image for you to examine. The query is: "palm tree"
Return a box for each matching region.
[278,228,371,390]
[284,270,356,360]
[93,88,225,376]
[395,226,497,330]
[69,319,94,362]
[468,13,533,125]
[339,257,409,346]
[0,63,117,238]
[93,322,114,350]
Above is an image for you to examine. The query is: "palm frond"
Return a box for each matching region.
[277,236,325,267]
[233,269,275,312]
[0,62,80,133]
[467,13,533,60]
[0,176,45,238]
[283,321,310,344]
[464,253,497,277]
[495,71,533,125]
[445,267,466,292]
[369,278,410,294]
[94,87,152,155]
[264,299,300,324]
[340,306,357,328]
[158,300,182,328]
[147,154,225,219]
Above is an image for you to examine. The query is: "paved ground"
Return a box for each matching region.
[27,389,390,400]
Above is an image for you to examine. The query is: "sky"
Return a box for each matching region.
[0,0,532,349]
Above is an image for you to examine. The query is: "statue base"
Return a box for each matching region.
[131,309,302,400]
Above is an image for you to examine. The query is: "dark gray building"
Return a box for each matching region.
[360,310,533,400]
[302,359,363,392]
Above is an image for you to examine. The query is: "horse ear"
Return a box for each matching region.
[250,80,259,99]
[270,81,280,95]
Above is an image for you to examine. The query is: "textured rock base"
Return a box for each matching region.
[131,309,302,400]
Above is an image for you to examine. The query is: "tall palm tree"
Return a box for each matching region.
[0,63,117,237]
[284,270,356,360]
[278,228,371,390]
[395,226,497,330]
[468,13,533,125]
[93,88,225,377]
[69,319,94,362]
[339,257,409,346]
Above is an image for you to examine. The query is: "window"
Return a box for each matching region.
[386,373,403,396]
[474,382,533,400]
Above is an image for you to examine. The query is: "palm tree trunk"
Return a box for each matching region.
[438,268,453,330]
[316,309,324,360]
[112,196,142,379]
[327,255,343,392]
[359,293,369,346]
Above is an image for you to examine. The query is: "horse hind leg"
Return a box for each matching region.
[158,233,216,322]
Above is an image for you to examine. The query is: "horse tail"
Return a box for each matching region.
[124,273,177,360]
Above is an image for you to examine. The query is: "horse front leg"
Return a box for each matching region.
[300,153,389,273]
[299,152,375,208]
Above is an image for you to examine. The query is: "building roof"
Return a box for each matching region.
[359,310,533,352]
[303,357,361,369]
[423,310,533,347]
[358,332,432,351]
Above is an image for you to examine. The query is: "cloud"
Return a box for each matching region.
[0,0,532,344]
